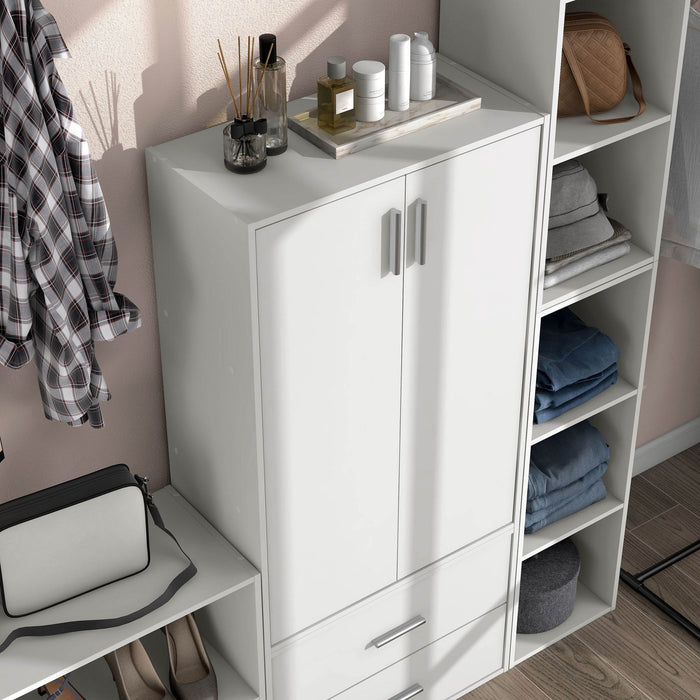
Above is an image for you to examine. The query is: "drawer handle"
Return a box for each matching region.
[388,683,424,700]
[371,615,426,648]
[414,199,427,265]
[389,208,402,276]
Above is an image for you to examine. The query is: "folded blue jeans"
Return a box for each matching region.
[524,478,607,533]
[537,308,620,392]
[529,420,609,498]
[527,460,608,513]
[534,368,618,424]
[535,362,618,412]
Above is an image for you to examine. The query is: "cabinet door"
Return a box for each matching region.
[399,128,540,576]
[256,179,405,643]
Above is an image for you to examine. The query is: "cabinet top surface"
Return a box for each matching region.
[146,56,543,228]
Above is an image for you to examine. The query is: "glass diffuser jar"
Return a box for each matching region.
[223,118,267,174]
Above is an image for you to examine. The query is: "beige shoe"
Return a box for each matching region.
[165,614,217,699]
[105,639,175,700]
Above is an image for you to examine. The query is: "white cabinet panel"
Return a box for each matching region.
[272,531,510,700]
[257,179,405,643]
[333,605,506,700]
[399,129,540,576]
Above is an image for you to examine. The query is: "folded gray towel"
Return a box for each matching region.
[549,160,600,229]
[543,241,632,289]
[546,208,614,259]
[546,218,632,273]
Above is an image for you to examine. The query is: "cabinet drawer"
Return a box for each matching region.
[333,605,506,700]
[272,530,510,700]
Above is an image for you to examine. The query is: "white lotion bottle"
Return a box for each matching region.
[410,31,436,101]
[388,34,410,111]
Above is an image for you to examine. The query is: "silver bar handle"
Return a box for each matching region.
[388,684,424,700]
[371,615,426,648]
[415,199,427,265]
[389,208,402,276]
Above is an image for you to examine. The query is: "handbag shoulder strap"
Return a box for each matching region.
[0,482,197,654]
[562,35,646,124]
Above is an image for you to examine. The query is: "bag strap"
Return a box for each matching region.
[562,35,646,124]
[0,477,197,653]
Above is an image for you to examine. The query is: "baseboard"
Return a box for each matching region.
[634,417,700,476]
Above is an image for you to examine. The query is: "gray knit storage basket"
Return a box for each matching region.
[518,538,580,634]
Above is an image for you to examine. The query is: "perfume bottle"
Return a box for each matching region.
[254,33,287,155]
[317,56,356,135]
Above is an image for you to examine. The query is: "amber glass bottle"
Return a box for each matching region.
[317,56,356,135]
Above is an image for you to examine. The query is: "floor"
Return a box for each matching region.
[463,443,700,699]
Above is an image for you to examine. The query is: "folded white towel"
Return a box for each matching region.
[544,241,631,289]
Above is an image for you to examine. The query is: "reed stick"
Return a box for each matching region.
[251,42,275,108]
[218,34,274,122]
[246,36,252,116]
[238,37,242,114]
[217,38,241,118]
[251,36,256,115]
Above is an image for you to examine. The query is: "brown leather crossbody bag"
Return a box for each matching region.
[558,12,646,124]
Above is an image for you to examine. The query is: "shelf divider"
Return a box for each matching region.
[553,100,671,164]
[521,494,624,560]
[539,244,654,315]
[531,379,638,445]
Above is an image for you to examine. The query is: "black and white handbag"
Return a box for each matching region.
[0,464,196,652]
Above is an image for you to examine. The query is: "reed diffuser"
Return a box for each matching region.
[218,36,274,173]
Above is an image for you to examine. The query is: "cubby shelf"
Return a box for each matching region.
[1,487,260,700]
[514,582,611,664]
[32,631,260,700]
[540,245,654,314]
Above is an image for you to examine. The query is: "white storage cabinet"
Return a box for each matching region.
[147,57,544,699]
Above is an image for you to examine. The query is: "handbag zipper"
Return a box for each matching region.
[0,465,138,530]
[564,13,619,33]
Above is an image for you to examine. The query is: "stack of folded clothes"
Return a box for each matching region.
[545,160,632,289]
[535,308,620,424]
[526,420,609,533]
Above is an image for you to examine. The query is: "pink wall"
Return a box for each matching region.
[637,257,700,446]
[0,1,696,503]
[0,1,438,501]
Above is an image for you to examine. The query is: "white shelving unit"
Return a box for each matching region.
[440,0,689,669]
[2,487,263,700]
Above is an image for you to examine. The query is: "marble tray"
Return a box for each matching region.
[288,75,481,158]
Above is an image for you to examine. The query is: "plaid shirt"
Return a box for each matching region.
[0,0,141,428]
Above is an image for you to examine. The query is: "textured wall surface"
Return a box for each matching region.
[0,0,695,503]
[0,0,438,500]
[637,256,700,446]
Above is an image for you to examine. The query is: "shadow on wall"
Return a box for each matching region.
[134,0,345,145]
[133,0,187,150]
[130,0,437,149]
[0,0,438,499]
